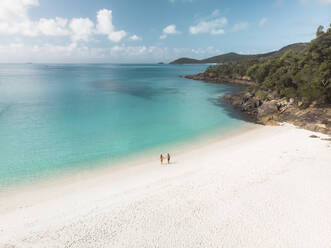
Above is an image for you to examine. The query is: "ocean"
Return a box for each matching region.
[0,64,247,186]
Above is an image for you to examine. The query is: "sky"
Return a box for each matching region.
[0,0,330,63]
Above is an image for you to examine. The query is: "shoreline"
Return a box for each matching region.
[185,73,255,86]
[0,121,252,190]
[1,123,330,247]
[184,71,330,135]
[222,91,331,135]
[0,121,255,212]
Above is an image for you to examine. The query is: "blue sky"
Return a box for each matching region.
[0,0,329,63]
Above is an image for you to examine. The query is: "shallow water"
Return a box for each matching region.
[0,64,247,186]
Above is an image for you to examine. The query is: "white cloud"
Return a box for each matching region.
[0,2,129,43]
[232,22,248,32]
[69,18,94,41]
[259,18,268,27]
[0,0,39,23]
[189,17,227,35]
[111,45,147,55]
[96,9,112,34]
[108,30,127,42]
[163,24,180,34]
[0,1,225,63]
[0,0,38,36]
[38,17,69,36]
[211,9,220,17]
[0,42,89,62]
[42,42,78,53]
[0,0,70,37]
[109,45,220,62]
[211,29,225,35]
[96,9,127,42]
[160,24,180,39]
[129,34,142,41]
[108,45,171,62]
[0,41,225,63]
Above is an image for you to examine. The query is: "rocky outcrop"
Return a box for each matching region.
[185,73,255,86]
[257,100,279,119]
[222,92,259,120]
[222,91,331,135]
[185,71,330,135]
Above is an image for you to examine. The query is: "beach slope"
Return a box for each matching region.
[0,124,331,248]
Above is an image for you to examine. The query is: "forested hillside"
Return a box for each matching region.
[170,43,307,64]
[202,25,331,104]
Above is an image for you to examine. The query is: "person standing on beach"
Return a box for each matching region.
[167,153,171,164]
[160,154,164,164]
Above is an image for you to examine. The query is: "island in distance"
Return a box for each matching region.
[169,43,307,64]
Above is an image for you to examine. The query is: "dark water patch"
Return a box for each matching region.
[207,84,250,122]
[208,97,250,122]
[90,80,179,100]
[0,103,11,117]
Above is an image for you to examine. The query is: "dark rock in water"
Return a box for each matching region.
[222,92,258,120]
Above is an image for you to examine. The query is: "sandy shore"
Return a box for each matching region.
[0,124,331,248]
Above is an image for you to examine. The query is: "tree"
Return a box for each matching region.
[316,25,324,37]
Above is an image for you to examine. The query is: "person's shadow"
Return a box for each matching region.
[165,162,176,165]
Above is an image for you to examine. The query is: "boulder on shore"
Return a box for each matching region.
[257,100,279,118]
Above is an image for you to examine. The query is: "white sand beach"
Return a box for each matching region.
[0,124,331,248]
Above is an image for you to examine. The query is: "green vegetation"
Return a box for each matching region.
[170,43,307,64]
[169,57,201,64]
[205,25,331,104]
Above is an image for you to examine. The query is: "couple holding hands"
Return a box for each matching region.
[160,153,171,164]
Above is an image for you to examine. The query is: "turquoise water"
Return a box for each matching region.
[0,64,246,186]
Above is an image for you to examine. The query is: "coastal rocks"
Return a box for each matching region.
[222,92,274,121]
[186,71,330,135]
[284,107,331,135]
[185,73,205,81]
[222,92,258,119]
[222,91,331,135]
[185,74,255,86]
[257,100,279,118]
